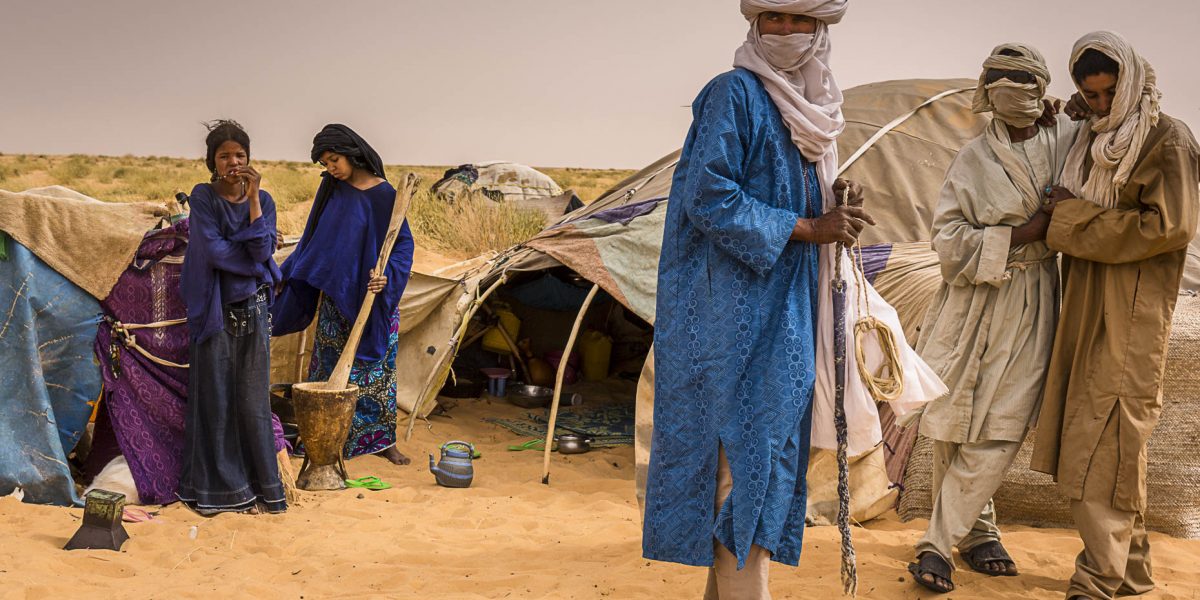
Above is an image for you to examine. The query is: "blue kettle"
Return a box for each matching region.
[429,441,475,488]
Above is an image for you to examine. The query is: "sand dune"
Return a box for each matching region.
[1,398,1198,599]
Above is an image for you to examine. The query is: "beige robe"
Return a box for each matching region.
[1030,115,1200,512]
[918,117,1076,443]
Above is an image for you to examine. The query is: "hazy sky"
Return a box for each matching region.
[2,0,1197,168]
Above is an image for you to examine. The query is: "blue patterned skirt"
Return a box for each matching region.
[308,298,400,458]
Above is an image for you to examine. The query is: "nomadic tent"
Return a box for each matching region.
[0,186,172,505]
[1,188,281,507]
[431,161,564,203]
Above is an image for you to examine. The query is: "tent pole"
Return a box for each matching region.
[542,283,600,485]
[403,274,508,441]
[294,328,309,383]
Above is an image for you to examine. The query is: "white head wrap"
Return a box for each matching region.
[972,42,1050,126]
[973,43,1052,213]
[733,0,849,209]
[1061,31,1162,208]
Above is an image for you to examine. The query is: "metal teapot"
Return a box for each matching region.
[429,440,475,488]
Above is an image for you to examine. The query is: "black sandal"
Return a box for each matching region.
[908,551,954,594]
[962,540,1018,576]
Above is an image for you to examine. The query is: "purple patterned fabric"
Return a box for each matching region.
[94,222,191,505]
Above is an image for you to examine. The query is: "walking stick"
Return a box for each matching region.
[832,191,858,597]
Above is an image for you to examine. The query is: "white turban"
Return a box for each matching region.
[740,0,849,24]
[971,42,1051,115]
[732,2,846,206]
[1061,31,1162,208]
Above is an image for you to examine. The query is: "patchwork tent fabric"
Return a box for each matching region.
[0,241,100,505]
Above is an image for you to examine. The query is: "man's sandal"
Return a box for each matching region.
[908,552,955,594]
[962,540,1018,576]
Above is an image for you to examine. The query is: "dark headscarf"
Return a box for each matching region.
[308,124,387,232]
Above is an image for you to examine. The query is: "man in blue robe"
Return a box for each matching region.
[643,1,872,597]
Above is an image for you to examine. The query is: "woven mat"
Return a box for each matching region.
[899,295,1200,539]
[484,403,635,447]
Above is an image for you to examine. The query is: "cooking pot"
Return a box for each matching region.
[557,433,593,454]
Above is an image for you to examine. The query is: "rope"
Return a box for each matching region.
[834,185,906,403]
[105,316,189,370]
[848,233,905,402]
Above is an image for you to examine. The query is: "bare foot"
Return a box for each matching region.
[377,446,411,465]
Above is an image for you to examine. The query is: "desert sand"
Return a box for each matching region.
[1,398,1198,599]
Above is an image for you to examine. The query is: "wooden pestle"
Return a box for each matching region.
[322,173,420,391]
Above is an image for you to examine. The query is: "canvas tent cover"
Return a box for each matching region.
[0,187,175,505]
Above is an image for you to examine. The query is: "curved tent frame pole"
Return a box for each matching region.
[837,87,972,176]
[541,283,600,485]
[403,273,509,441]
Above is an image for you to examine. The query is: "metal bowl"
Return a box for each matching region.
[508,384,553,408]
[557,433,593,454]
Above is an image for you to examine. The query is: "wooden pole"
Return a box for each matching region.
[541,283,599,485]
[294,328,309,383]
[403,274,508,441]
[324,173,419,391]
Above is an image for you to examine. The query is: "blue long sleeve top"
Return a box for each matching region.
[271,179,414,362]
[180,184,282,344]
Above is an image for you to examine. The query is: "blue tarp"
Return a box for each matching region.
[0,241,100,505]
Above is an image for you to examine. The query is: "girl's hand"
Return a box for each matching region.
[231,164,262,201]
[367,268,387,293]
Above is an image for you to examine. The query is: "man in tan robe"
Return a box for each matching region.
[1031,31,1200,600]
[909,43,1077,594]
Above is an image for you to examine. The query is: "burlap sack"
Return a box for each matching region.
[899,294,1200,539]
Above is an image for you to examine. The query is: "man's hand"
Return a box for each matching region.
[832,178,864,207]
[1042,185,1076,214]
[1011,210,1052,247]
[792,205,876,245]
[1037,98,1061,128]
[1064,93,1092,121]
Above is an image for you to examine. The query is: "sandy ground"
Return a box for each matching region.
[1,398,1198,600]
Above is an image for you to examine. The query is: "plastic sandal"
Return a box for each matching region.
[121,507,157,523]
[507,439,553,452]
[345,476,392,491]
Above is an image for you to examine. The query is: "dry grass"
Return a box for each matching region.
[0,153,634,258]
[408,189,548,258]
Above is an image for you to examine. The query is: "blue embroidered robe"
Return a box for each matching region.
[643,68,820,569]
